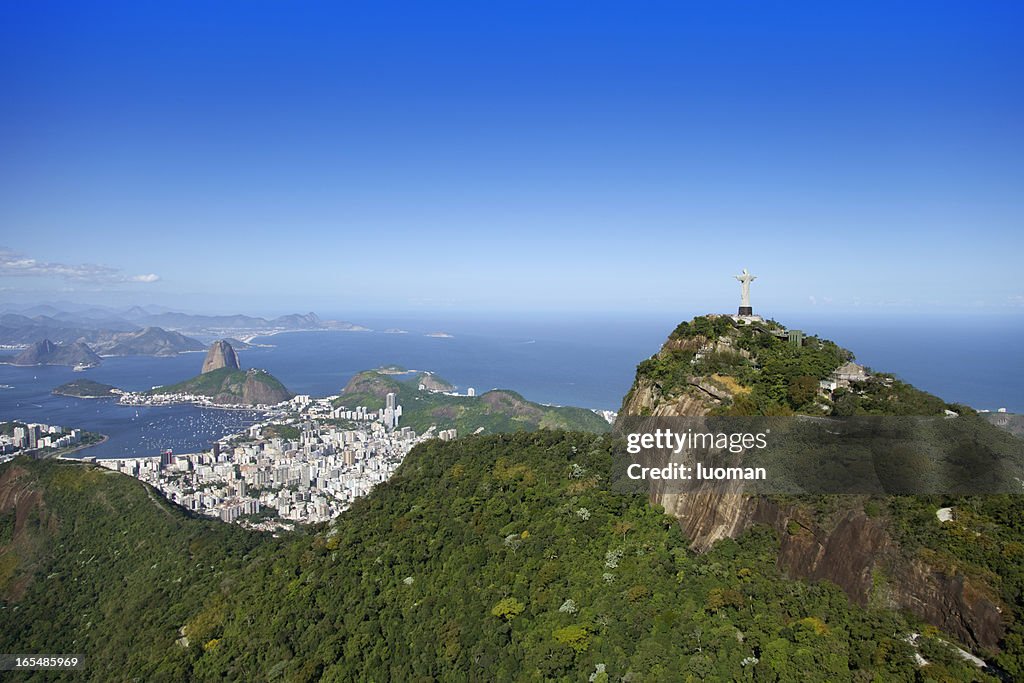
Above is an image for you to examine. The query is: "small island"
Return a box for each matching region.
[53,379,122,399]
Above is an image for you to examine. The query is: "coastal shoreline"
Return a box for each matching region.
[240,327,372,344]
[51,433,109,459]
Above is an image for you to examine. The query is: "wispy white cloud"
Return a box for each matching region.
[0,248,160,285]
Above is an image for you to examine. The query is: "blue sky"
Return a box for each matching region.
[1,1,1022,317]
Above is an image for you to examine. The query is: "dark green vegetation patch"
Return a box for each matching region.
[52,379,121,398]
[4,432,1014,681]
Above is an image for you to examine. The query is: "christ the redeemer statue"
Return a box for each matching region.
[734,269,756,316]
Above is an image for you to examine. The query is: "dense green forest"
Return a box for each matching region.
[1,432,1007,681]
[0,460,272,680]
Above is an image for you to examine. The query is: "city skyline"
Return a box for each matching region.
[2,2,1022,316]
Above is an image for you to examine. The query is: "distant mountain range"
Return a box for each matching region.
[0,304,368,355]
[0,328,204,364]
[124,310,332,332]
[93,327,206,356]
[10,340,102,367]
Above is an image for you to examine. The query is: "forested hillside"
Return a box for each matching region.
[2,432,1006,681]
[0,460,272,680]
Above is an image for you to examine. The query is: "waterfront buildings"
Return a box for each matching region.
[93,395,439,528]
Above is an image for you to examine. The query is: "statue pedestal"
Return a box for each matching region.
[738,306,753,316]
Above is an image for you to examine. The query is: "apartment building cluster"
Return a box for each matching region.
[1,422,84,462]
[94,394,442,528]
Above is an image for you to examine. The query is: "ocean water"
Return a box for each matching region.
[0,355,264,459]
[0,313,1020,459]
[792,316,1024,414]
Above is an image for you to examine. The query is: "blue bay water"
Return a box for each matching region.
[0,354,265,459]
[0,313,1020,458]
[790,315,1024,415]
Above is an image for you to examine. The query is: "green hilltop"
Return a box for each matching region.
[149,367,293,406]
[52,379,121,398]
[624,314,958,418]
[337,369,611,434]
[619,314,1024,669]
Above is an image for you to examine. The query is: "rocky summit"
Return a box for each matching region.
[619,314,1018,653]
[201,339,241,374]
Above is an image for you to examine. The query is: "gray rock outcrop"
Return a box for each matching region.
[201,340,241,374]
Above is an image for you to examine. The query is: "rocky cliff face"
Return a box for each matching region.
[620,375,718,417]
[621,318,1007,652]
[237,369,290,405]
[653,484,1004,650]
[201,340,241,374]
[619,333,741,417]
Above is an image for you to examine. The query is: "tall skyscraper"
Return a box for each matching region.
[386,392,397,410]
[13,426,27,449]
[27,425,42,449]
